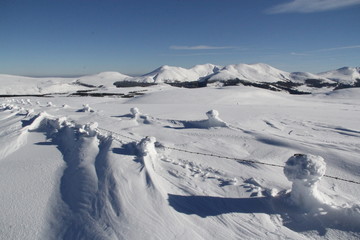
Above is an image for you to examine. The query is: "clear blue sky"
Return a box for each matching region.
[1,0,359,76]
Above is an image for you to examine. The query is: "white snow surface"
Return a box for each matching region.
[1,79,360,239]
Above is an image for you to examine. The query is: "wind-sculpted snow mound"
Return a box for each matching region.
[280,154,360,233]
[284,154,326,209]
[176,109,228,129]
[30,116,125,239]
[136,136,166,194]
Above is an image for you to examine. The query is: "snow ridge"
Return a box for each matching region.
[1,63,359,95]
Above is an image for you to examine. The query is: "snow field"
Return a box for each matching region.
[0,86,360,239]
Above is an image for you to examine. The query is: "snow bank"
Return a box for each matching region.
[284,154,326,209]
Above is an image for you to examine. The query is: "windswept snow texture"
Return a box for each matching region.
[0,83,360,240]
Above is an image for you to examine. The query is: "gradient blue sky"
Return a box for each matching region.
[1,0,359,76]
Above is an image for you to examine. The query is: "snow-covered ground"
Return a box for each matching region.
[1,81,360,239]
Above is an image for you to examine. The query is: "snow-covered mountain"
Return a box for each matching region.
[208,63,291,83]
[318,67,360,84]
[1,64,359,95]
[131,64,221,83]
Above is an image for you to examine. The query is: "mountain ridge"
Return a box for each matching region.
[1,63,359,95]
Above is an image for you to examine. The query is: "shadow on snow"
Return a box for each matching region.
[168,194,360,236]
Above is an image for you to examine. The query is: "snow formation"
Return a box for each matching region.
[284,154,326,209]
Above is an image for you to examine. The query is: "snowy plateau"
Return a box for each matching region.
[0,63,360,240]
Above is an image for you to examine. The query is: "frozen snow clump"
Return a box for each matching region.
[79,104,94,112]
[284,154,326,209]
[48,117,69,130]
[47,101,54,107]
[205,109,228,128]
[130,107,140,118]
[79,122,98,136]
[137,136,157,157]
[1,104,13,110]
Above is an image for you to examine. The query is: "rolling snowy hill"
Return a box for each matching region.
[319,67,360,84]
[0,63,359,96]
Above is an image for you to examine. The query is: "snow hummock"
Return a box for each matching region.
[284,154,326,209]
[130,107,140,118]
[205,109,228,128]
[78,104,94,113]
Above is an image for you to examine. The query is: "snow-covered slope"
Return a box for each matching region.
[290,71,328,82]
[132,64,221,83]
[319,67,360,84]
[77,71,131,88]
[0,74,81,95]
[1,64,359,96]
[209,63,291,83]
